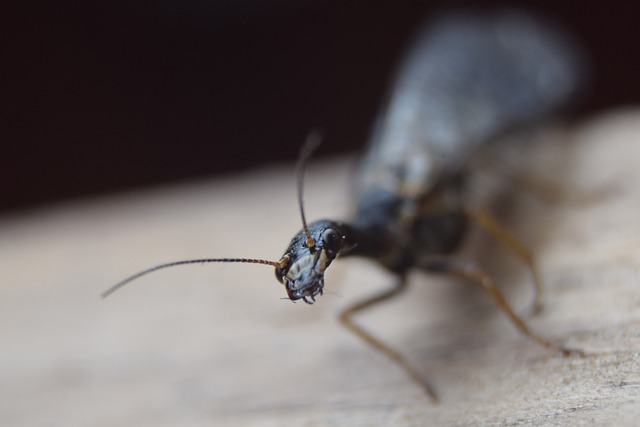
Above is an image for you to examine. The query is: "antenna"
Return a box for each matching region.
[102,132,321,298]
[102,257,287,298]
[296,130,322,251]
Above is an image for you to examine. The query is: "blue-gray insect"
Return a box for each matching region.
[105,10,586,397]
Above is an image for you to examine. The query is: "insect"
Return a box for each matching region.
[104,10,586,398]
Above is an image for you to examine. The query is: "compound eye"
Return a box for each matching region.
[321,228,343,254]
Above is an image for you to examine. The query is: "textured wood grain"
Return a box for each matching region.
[1,110,638,426]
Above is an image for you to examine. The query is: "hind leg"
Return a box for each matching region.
[465,208,543,314]
[417,256,583,356]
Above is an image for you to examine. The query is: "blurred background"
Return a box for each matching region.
[3,0,639,213]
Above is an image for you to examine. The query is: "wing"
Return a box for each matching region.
[353,10,587,203]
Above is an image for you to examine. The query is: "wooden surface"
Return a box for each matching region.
[1,110,639,426]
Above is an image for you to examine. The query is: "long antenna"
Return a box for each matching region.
[102,257,286,298]
[296,130,322,251]
[103,133,319,299]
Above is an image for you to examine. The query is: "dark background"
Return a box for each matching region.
[4,0,639,213]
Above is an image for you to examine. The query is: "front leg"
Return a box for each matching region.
[338,275,439,400]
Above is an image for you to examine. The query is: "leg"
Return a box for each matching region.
[418,256,583,356]
[465,208,543,314]
[339,276,439,400]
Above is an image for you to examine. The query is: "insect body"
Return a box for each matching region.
[105,10,586,396]
[278,11,584,301]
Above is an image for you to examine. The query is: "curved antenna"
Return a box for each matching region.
[296,130,322,251]
[102,257,287,298]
